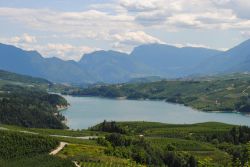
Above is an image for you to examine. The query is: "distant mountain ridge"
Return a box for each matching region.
[197,39,250,75]
[131,44,222,77]
[0,43,93,83]
[0,39,249,83]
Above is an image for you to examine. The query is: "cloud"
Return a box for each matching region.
[212,0,250,19]
[41,43,98,60]
[119,0,250,31]
[119,0,162,12]
[112,31,164,45]
[0,34,97,60]
[8,33,37,44]
[0,2,249,36]
[0,7,138,39]
[111,31,164,52]
[26,43,98,61]
[241,31,250,39]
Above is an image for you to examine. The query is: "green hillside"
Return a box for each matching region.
[0,84,68,128]
[89,121,250,166]
[0,130,74,167]
[0,70,68,129]
[0,69,51,86]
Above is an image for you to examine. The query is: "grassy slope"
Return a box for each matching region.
[0,69,51,91]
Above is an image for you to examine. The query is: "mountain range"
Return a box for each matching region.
[0,39,250,83]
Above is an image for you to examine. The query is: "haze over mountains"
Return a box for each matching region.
[0,39,250,84]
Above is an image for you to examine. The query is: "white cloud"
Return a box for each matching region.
[112,31,164,45]
[41,43,98,60]
[0,8,138,39]
[213,0,250,19]
[1,1,249,35]
[111,31,165,52]
[0,34,97,60]
[120,0,162,12]
[0,1,250,58]
[8,33,37,44]
[241,31,250,39]
[27,43,98,61]
[119,0,250,31]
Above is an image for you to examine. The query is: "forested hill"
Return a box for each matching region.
[0,84,68,128]
[66,73,250,113]
[0,70,68,129]
[0,69,51,85]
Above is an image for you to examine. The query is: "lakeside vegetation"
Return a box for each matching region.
[65,73,250,113]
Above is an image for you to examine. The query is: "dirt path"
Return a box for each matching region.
[50,142,82,167]
[73,161,81,167]
[49,142,68,155]
[49,134,98,140]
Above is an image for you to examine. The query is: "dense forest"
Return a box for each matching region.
[0,84,68,128]
[66,73,250,112]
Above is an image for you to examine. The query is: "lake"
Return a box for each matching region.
[61,95,250,129]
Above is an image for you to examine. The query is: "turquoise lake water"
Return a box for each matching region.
[62,95,250,129]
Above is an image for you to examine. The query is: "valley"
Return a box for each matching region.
[1,1,250,166]
[1,69,250,166]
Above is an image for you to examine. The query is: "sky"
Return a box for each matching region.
[0,0,250,61]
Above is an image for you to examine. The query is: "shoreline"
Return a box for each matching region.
[63,94,245,114]
[56,104,69,111]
